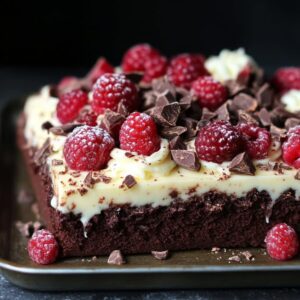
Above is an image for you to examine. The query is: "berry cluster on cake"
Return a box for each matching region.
[18,44,300,264]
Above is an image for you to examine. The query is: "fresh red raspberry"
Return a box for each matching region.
[272,67,300,93]
[237,123,271,159]
[265,223,299,261]
[119,112,160,156]
[122,44,167,83]
[167,53,208,89]
[64,126,115,171]
[191,76,228,111]
[56,89,88,124]
[195,120,244,163]
[282,125,300,168]
[86,57,114,84]
[77,110,98,126]
[28,229,59,265]
[92,73,138,114]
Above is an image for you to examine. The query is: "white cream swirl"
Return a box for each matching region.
[281,89,300,113]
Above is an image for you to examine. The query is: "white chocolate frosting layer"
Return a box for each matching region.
[24,86,300,228]
[205,48,254,83]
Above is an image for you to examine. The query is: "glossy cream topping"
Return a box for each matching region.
[205,48,254,83]
[24,86,300,229]
[281,89,300,113]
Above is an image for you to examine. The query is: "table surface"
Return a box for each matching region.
[1,66,300,299]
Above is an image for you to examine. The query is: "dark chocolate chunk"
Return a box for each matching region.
[125,72,143,84]
[50,124,82,136]
[176,87,190,97]
[197,108,216,128]
[295,171,300,180]
[216,101,231,122]
[256,108,271,127]
[171,150,201,171]
[107,250,126,265]
[270,107,296,127]
[224,80,247,97]
[229,152,256,175]
[101,110,125,136]
[183,118,198,139]
[117,101,129,117]
[154,102,181,127]
[122,175,137,188]
[41,121,53,131]
[156,90,176,105]
[256,83,274,108]
[169,136,187,150]
[160,126,187,139]
[143,91,157,109]
[179,95,193,111]
[238,111,258,125]
[232,93,258,112]
[151,250,169,260]
[152,78,176,97]
[285,118,300,130]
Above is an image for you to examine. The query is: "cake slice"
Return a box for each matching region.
[18,45,300,259]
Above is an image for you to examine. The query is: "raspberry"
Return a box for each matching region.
[272,67,300,93]
[237,123,271,159]
[56,89,88,124]
[122,44,167,83]
[86,57,114,84]
[195,120,244,163]
[282,125,300,168]
[191,76,228,111]
[265,223,299,261]
[167,53,208,89]
[119,112,160,156]
[64,126,115,171]
[77,110,98,126]
[92,73,138,114]
[28,229,59,265]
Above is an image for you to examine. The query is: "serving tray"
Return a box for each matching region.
[1,98,300,291]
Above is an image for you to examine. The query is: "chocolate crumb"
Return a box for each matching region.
[228,255,241,263]
[122,175,137,188]
[52,159,63,166]
[78,187,88,196]
[84,172,94,188]
[229,152,255,175]
[151,250,169,260]
[171,150,201,171]
[240,251,254,261]
[107,250,126,265]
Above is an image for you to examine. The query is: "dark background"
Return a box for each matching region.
[1,0,300,71]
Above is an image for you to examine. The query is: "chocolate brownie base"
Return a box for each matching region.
[17,114,300,257]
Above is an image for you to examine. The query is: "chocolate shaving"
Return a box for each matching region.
[169,136,187,150]
[152,78,176,97]
[183,118,198,139]
[50,124,82,136]
[198,108,216,128]
[122,175,137,188]
[171,150,201,171]
[229,152,256,175]
[232,93,258,112]
[125,72,143,84]
[238,111,258,125]
[216,101,231,122]
[41,121,53,131]
[156,90,176,105]
[224,80,247,97]
[256,108,271,127]
[117,101,129,117]
[151,250,169,260]
[285,118,300,130]
[107,250,126,265]
[154,102,181,127]
[179,95,193,111]
[160,126,187,139]
[33,138,51,166]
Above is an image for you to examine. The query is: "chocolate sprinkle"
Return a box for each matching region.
[151,250,169,260]
[122,175,137,189]
[229,152,256,175]
[107,250,126,265]
[171,150,201,171]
